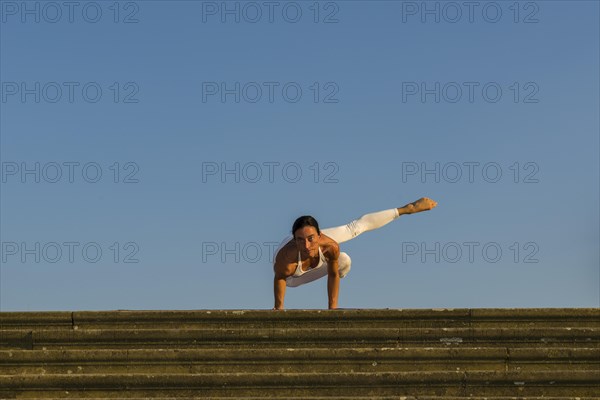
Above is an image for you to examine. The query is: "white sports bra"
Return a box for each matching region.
[292,247,327,277]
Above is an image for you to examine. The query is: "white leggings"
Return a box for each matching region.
[276,208,400,287]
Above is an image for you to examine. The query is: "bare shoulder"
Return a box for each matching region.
[274,241,296,277]
[319,234,340,261]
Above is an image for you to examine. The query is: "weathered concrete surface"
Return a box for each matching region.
[1,327,597,349]
[0,308,598,398]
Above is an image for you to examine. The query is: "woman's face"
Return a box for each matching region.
[294,226,320,258]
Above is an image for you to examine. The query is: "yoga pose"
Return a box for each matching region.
[272,197,438,310]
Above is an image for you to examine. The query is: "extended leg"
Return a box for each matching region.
[321,197,437,244]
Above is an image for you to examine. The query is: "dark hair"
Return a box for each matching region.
[292,215,320,238]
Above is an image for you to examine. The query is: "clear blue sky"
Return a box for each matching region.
[1,1,598,311]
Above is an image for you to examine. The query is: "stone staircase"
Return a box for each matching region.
[0,308,598,399]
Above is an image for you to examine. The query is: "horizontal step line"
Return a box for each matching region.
[1,347,598,363]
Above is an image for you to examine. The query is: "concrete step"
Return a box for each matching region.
[1,327,598,350]
[1,309,598,330]
[0,370,598,397]
[6,398,600,400]
[1,308,597,398]
[0,347,598,374]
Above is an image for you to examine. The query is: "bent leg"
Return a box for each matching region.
[286,266,328,287]
[321,208,400,244]
[338,252,351,278]
[286,251,351,287]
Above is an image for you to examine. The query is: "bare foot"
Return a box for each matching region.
[399,197,438,215]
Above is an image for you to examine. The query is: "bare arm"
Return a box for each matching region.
[273,271,287,310]
[326,244,340,310]
[273,250,292,310]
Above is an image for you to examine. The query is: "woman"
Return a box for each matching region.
[273,197,438,310]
